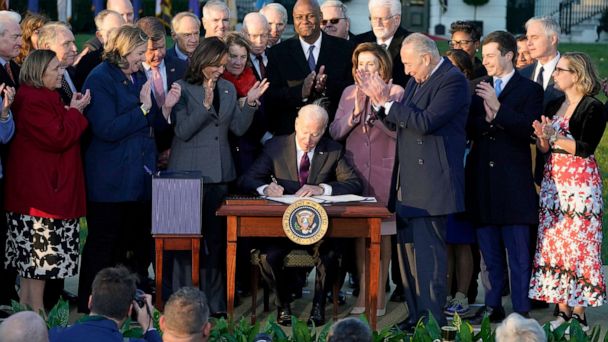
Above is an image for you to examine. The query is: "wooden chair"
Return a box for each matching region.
[249,249,341,324]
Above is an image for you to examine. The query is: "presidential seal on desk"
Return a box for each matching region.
[282,199,328,245]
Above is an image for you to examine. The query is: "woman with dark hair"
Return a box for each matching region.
[329,42,404,316]
[449,21,486,79]
[77,25,180,312]
[16,12,50,65]
[168,37,267,315]
[445,48,474,80]
[529,52,607,331]
[4,49,90,312]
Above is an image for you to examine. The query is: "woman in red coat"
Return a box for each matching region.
[4,49,90,312]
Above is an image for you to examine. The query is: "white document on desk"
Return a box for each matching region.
[262,194,377,204]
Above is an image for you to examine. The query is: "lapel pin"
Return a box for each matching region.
[170,68,175,72]
[318,151,324,155]
[224,90,228,94]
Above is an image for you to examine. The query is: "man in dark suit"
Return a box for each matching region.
[265,0,353,136]
[38,22,78,104]
[238,104,362,326]
[466,31,543,322]
[0,10,21,316]
[242,12,269,81]
[74,10,125,90]
[359,33,470,328]
[168,12,201,63]
[353,0,410,87]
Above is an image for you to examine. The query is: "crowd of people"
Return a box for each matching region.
[0,0,607,339]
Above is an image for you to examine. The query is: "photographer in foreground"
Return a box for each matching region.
[50,266,160,342]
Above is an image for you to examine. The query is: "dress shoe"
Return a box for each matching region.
[308,302,326,326]
[390,288,405,302]
[471,305,506,324]
[276,305,292,326]
[327,291,346,305]
[393,318,417,333]
[61,290,78,304]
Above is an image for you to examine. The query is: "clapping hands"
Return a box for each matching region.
[246,78,269,106]
[69,89,91,113]
[0,83,15,118]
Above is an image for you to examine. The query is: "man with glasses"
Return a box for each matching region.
[353,0,410,87]
[202,0,230,39]
[320,0,353,41]
[169,12,201,62]
[260,3,288,47]
[265,0,352,136]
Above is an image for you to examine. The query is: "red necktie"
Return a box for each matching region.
[4,63,14,84]
[299,152,310,186]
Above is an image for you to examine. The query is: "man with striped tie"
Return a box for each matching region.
[37,22,78,105]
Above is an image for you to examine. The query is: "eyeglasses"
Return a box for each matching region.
[554,67,574,74]
[448,39,474,47]
[369,15,396,24]
[321,18,344,25]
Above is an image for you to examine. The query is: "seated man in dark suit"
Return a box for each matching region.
[238,104,362,326]
[49,266,160,342]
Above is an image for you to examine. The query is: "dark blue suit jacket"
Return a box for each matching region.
[466,71,543,225]
[49,316,161,342]
[384,58,470,217]
[519,61,563,110]
[83,61,158,202]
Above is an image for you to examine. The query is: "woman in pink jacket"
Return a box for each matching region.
[329,43,404,316]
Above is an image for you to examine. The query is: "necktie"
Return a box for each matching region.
[151,67,166,109]
[256,54,266,79]
[299,152,310,186]
[4,62,14,84]
[494,78,503,97]
[61,75,73,101]
[535,66,544,88]
[307,45,316,72]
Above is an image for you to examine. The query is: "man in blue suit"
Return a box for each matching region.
[359,33,471,328]
[50,267,161,342]
[466,31,543,322]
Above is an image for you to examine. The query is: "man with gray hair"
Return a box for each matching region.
[37,22,78,104]
[0,11,21,315]
[169,12,201,62]
[160,287,212,342]
[238,104,361,326]
[520,16,563,109]
[106,0,134,24]
[202,0,230,39]
[354,0,410,87]
[260,3,287,46]
[0,311,49,342]
[74,10,125,89]
[495,313,545,342]
[359,33,470,330]
[320,0,352,40]
[327,317,372,342]
[242,12,269,79]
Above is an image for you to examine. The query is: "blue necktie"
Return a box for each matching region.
[495,78,503,97]
[307,45,316,72]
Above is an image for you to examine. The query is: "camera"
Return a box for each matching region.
[134,289,146,308]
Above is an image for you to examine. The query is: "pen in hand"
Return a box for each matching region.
[271,175,278,184]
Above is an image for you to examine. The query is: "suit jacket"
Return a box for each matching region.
[238,134,362,195]
[382,58,470,217]
[520,61,563,110]
[466,71,543,225]
[353,27,411,87]
[148,54,188,153]
[0,60,20,89]
[4,85,88,219]
[49,316,162,342]
[266,32,353,136]
[329,84,403,206]
[168,78,256,184]
[83,61,159,202]
[74,48,103,91]
[166,45,188,63]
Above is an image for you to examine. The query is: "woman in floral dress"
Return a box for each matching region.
[529,52,607,331]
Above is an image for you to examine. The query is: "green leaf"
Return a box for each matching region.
[10,299,31,313]
[569,319,587,342]
[478,314,492,342]
[291,316,312,342]
[424,311,441,340]
[46,297,70,328]
[317,321,332,342]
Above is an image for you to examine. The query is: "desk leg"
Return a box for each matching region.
[226,216,238,321]
[155,238,164,311]
[192,238,200,287]
[367,218,381,330]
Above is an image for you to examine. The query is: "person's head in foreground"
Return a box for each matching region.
[495,313,546,342]
[327,317,372,342]
[160,287,212,342]
[0,311,49,342]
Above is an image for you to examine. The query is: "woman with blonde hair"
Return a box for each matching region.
[529,52,607,331]
[329,42,404,316]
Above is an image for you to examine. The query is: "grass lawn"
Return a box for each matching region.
[74,35,608,262]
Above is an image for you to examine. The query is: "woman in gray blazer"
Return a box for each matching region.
[168,37,268,315]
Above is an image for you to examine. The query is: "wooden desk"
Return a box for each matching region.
[216,199,391,329]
